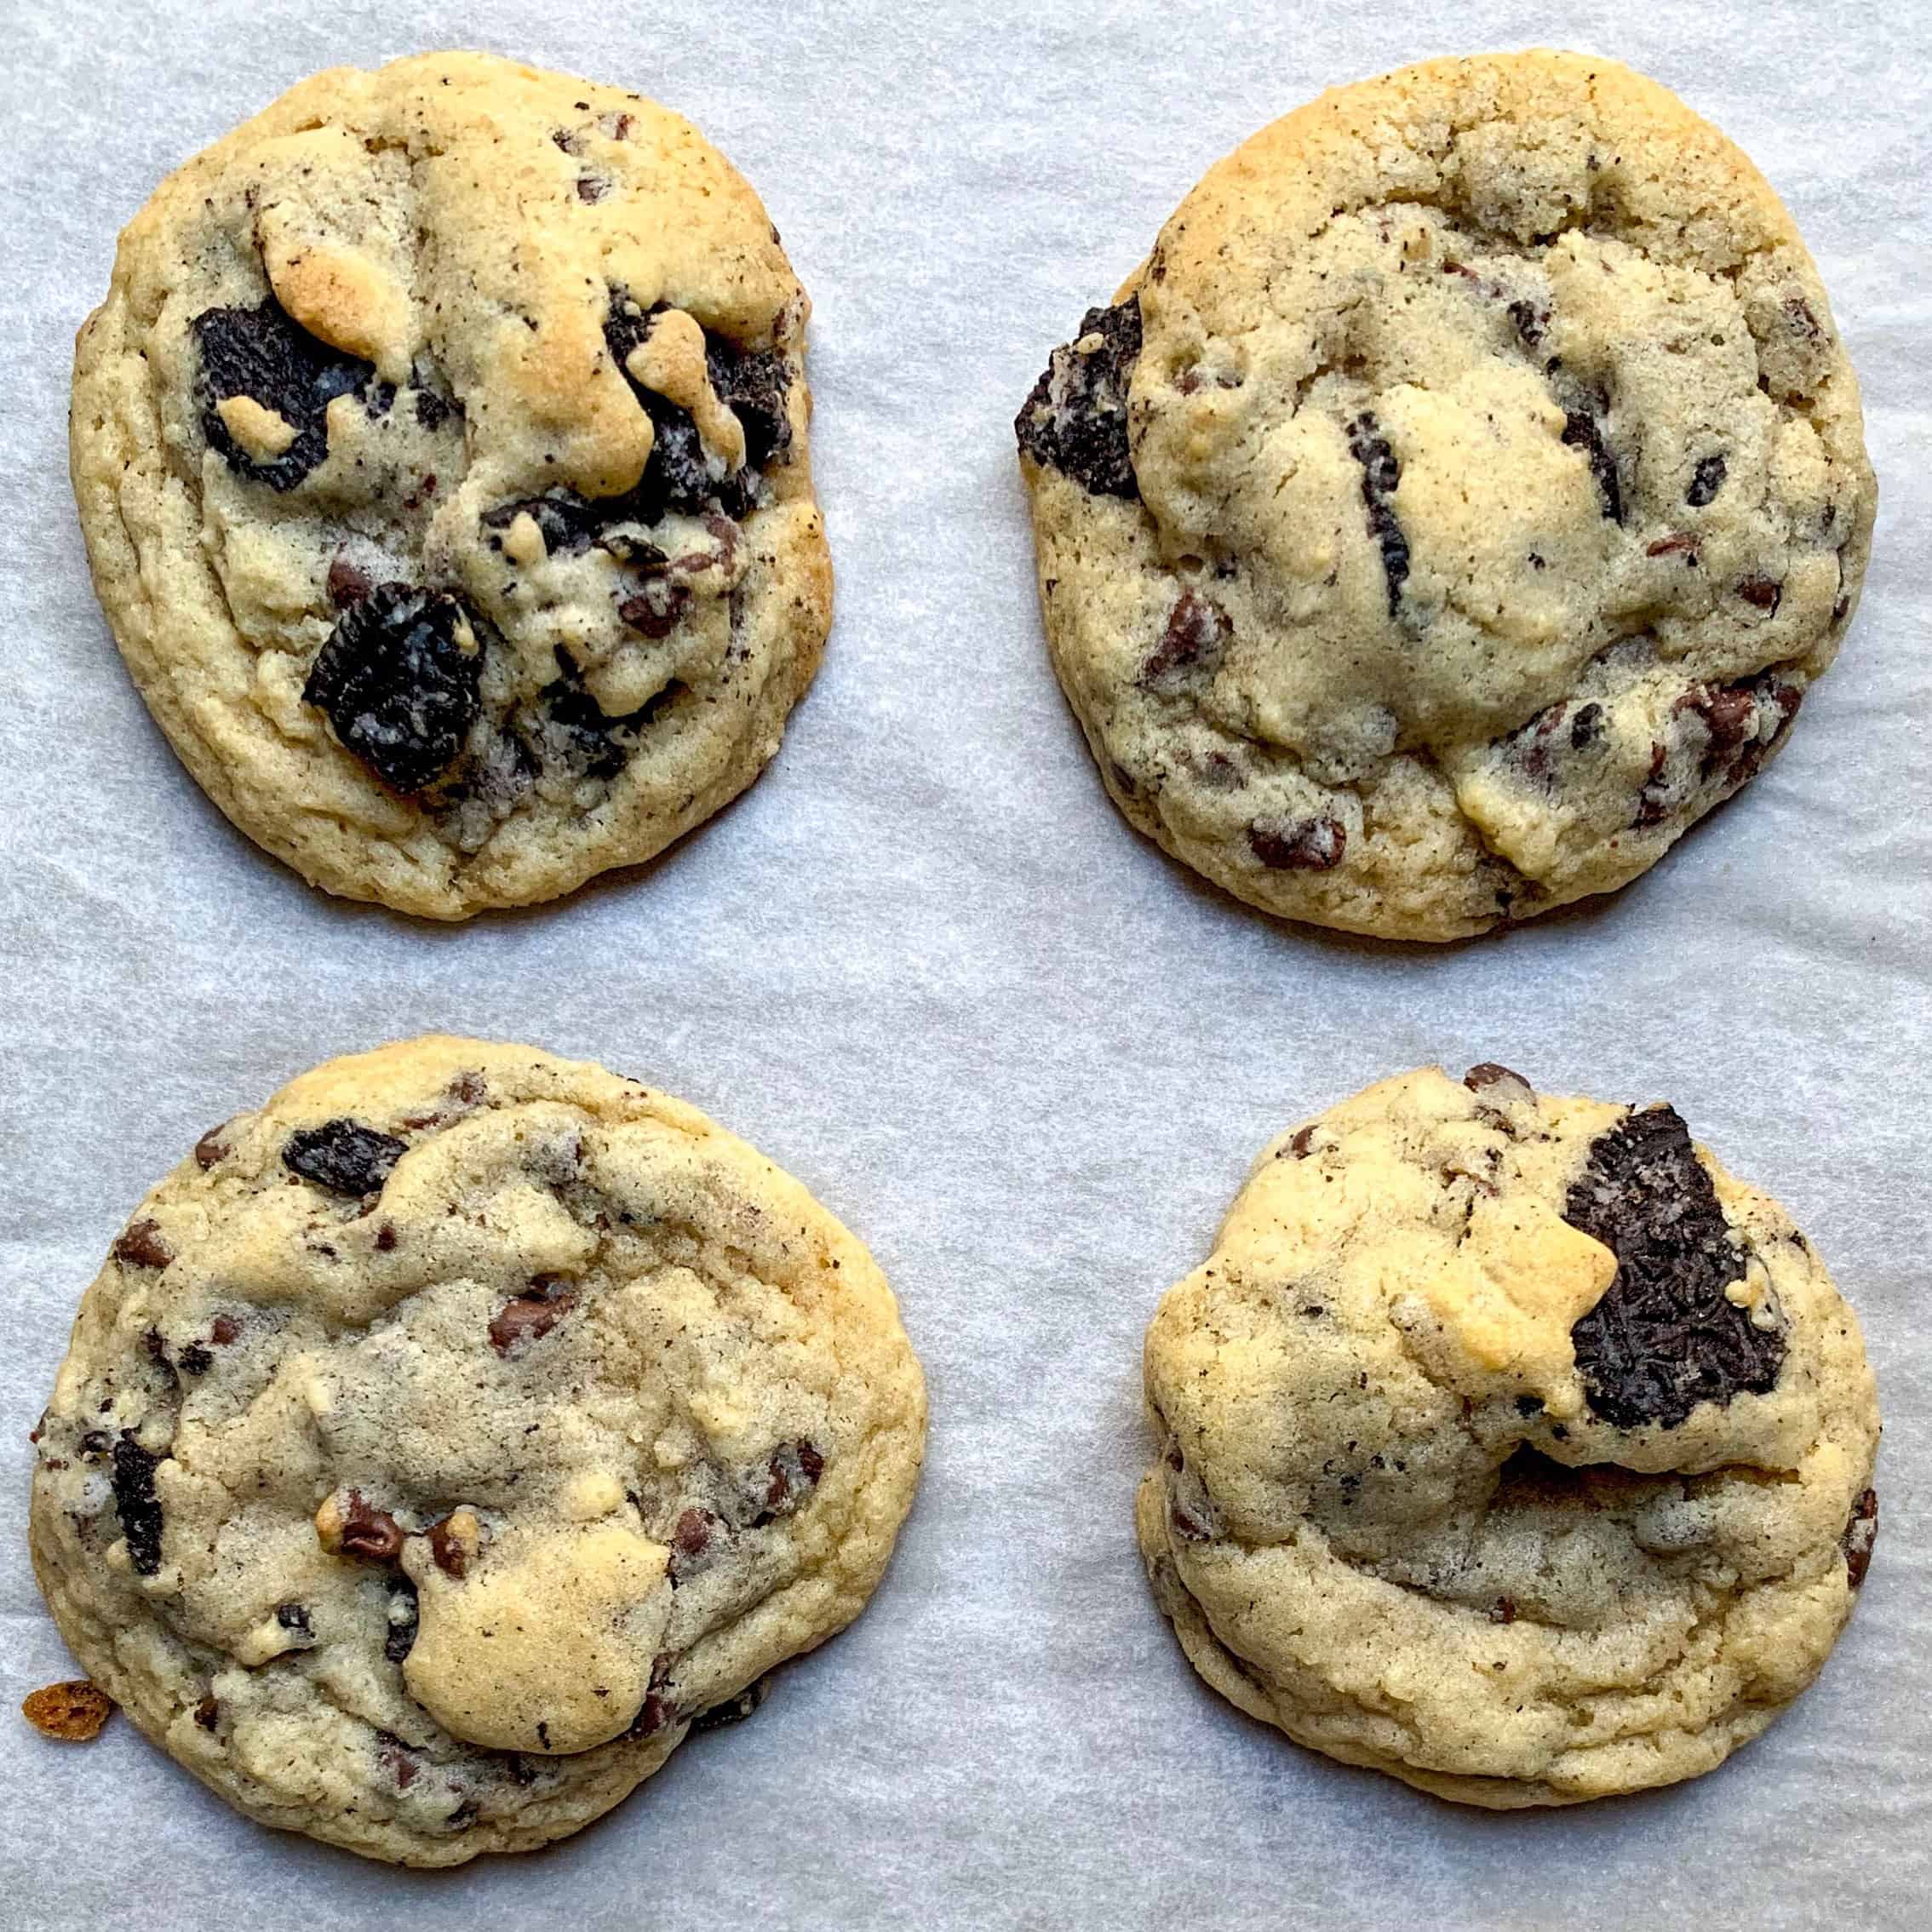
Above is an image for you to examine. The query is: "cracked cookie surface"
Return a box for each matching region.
[1138,1065,1878,1804]
[72,52,831,918]
[29,1037,926,1864]
[1018,51,1875,940]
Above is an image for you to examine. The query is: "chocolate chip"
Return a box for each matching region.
[208,1314,241,1346]
[325,556,372,609]
[385,1578,419,1661]
[1647,534,1699,559]
[111,1431,165,1576]
[751,1440,825,1526]
[191,297,377,490]
[1345,412,1411,613]
[193,1126,230,1171]
[1464,1063,1531,1095]
[1139,588,1230,690]
[1842,1488,1878,1589]
[691,1676,769,1732]
[1247,817,1346,872]
[112,1219,172,1270]
[1686,455,1727,507]
[283,1120,406,1197]
[338,1492,406,1562]
[628,1653,678,1737]
[1013,299,1143,499]
[668,1505,721,1585]
[488,1290,575,1356]
[1290,1126,1316,1158]
[1488,1597,1519,1625]
[427,1517,471,1579]
[192,1695,220,1732]
[576,175,607,203]
[1738,577,1784,613]
[617,579,690,639]
[1560,403,1624,523]
[302,584,483,794]
[1562,1106,1786,1430]
[376,1730,420,1788]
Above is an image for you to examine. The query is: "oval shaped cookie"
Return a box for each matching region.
[29,1037,926,1864]
[1017,52,1876,940]
[72,52,831,918]
[1138,1065,1878,1804]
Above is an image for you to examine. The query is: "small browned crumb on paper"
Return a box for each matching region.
[22,1679,114,1740]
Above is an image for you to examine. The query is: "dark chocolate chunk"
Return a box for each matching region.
[336,1491,405,1562]
[628,1653,678,1737]
[691,1676,770,1732]
[190,297,376,491]
[489,1287,576,1355]
[1013,299,1143,499]
[209,1314,241,1346]
[1345,411,1411,613]
[384,1578,420,1662]
[1464,1063,1531,1094]
[112,1219,173,1270]
[1738,576,1784,614]
[427,1516,472,1579]
[1562,1105,1786,1429]
[283,1119,406,1197]
[1686,455,1728,507]
[616,578,690,639]
[193,1126,231,1171]
[110,1432,166,1577]
[1247,817,1346,872]
[1842,1488,1878,1589]
[1290,1126,1317,1159]
[1139,589,1229,690]
[302,583,482,794]
[326,556,373,609]
[667,1505,722,1585]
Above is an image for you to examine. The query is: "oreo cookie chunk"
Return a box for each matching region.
[1138,1066,1879,1806]
[28,1037,927,1865]
[1017,52,1875,939]
[71,51,831,917]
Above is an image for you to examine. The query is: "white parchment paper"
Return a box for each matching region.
[2,1,1927,1924]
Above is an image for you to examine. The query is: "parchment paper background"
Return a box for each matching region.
[2,2,1926,1925]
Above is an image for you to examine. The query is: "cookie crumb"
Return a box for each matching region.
[22,1680,113,1741]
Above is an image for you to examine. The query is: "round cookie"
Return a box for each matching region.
[72,52,831,918]
[1017,52,1875,941]
[1138,1065,1879,1805]
[29,1037,926,1864]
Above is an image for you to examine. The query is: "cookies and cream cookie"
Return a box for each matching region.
[1018,52,1875,939]
[72,53,830,917]
[1138,1064,1879,1803]
[29,1037,926,1863]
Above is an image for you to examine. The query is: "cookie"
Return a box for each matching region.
[71,52,830,918]
[1017,53,1875,941]
[29,1037,926,1864]
[1138,1065,1879,1805]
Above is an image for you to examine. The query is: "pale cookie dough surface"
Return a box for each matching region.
[1018,51,1875,940]
[71,51,832,918]
[1138,1065,1878,1805]
[28,1037,926,1864]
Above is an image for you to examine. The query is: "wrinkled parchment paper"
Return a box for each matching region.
[3,2,1926,1924]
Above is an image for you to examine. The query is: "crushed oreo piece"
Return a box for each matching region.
[1247,817,1346,872]
[1562,1105,1786,1429]
[1013,299,1143,498]
[283,1120,406,1197]
[1686,455,1728,507]
[482,490,613,558]
[275,1602,312,1637]
[691,1676,770,1732]
[303,583,483,794]
[384,1578,420,1661]
[1560,401,1625,523]
[707,335,793,469]
[190,297,376,490]
[1345,412,1411,613]
[111,1432,166,1576]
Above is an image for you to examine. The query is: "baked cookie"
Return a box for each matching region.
[72,53,830,918]
[29,1037,925,1864]
[1138,1065,1879,1804]
[1018,53,1875,940]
